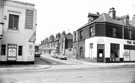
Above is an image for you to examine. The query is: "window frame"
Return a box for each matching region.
[129,30,132,39]
[8,14,19,30]
[18,46,23,56]
[80,30,83,40]
[1,44,6,55]
[113,27,117,37]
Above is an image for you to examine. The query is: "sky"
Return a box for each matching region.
[18,0,135,44]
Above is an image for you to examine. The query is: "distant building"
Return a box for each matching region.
[59,32,73,58]
[0,0,37,63]
[40,32,73,58]
[73,7,135,63]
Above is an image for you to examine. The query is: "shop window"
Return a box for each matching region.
[1,44,6,55]
[110,43,119,61]
[8,14,19,30]
[18,46,23,56]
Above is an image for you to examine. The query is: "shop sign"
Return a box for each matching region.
[127,41,135,45]
[8,44,17,61]
[97,38,104,44]
[123,50,130,61]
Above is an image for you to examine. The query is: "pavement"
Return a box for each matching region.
[42,53,135,67]
[0,65,50,71]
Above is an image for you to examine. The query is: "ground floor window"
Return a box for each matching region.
[1,44,6,55]
[18,46,23,56]
[124,45,135,61]
[110,43,119,61]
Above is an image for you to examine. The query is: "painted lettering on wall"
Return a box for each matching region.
[127,41,135,45]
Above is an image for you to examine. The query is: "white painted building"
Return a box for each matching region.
[85,37,135,62]
[0,0,37,63]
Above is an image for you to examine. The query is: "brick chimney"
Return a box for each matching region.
[108,7,116,19]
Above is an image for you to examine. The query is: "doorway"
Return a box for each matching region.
[97,44,104,62]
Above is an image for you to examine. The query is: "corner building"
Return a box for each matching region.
[0,0,37,63]
[73,8,135,62]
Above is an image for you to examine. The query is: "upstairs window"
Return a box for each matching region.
[129,30,132,39]
[89,27,92,37]
[74,33,76,42]
[113,28,117,37]
[8,14,19,30]
[25,9,34,29]
[80,30,83,40]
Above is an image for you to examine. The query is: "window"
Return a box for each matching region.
[90,26,95,37]
[1,44,6,55]
[80,30,83,39]
[74,33,76,42]
[18,46,23,56]
[129,30,132,39]
[25,9,34,29]
[113,28,117,37]
[8,14,19,30]
[89,27,92,37]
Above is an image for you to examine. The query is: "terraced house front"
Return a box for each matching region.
[73,8,135,63]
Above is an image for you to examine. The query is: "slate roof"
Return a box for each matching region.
[78,13,135,31]
[93,13,125,25]
[65,33,73,39]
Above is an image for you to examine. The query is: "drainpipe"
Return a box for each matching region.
[0,0,4,38]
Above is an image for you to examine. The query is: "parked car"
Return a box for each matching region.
[51,51,58,58]
[35,52,41,57]
[58,55,67,60]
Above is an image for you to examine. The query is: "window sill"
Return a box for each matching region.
[8,28,19,31]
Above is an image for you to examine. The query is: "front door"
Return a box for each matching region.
[97,44,104,62]
[7,44,17,61]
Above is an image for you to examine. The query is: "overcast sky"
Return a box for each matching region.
[18,0,135,44]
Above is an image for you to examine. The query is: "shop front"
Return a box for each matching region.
[85,37,135,63]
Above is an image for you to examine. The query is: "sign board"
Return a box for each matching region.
[8,44,17,61]
[123,50,130,61]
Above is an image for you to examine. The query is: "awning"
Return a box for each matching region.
[29,32,36,43]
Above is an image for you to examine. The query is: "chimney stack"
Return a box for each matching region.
[108,7,116,19]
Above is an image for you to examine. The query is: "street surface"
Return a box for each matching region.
[0,54,135,83]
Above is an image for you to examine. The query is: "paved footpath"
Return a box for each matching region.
[1,53,135,71]
[42,53,135,67]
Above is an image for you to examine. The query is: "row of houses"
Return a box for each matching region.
[0,0,37,63]
[40,7,135,63]
[39,31,73,58]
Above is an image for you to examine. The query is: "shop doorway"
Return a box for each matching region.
[97,44,104,62]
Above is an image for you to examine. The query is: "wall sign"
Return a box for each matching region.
[8,44,17,61]
[127,41,135,45]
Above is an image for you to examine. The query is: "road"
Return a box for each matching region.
[0,55,135,83]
